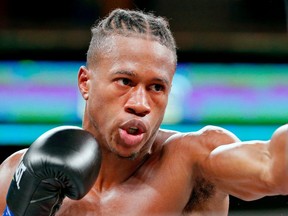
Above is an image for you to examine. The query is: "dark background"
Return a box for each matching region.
[0,0,287,62]
[1,0,288,214]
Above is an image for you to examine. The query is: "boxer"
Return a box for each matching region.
[1,8,288,215]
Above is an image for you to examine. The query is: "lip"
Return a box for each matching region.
[119,119,147,134]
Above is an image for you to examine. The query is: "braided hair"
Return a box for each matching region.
[86,8,177,67]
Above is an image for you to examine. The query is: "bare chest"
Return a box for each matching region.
[57,177,227,216]
[57,138,228,216]
[58,180,190,216]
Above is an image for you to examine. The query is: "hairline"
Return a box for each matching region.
[86,33,177,69]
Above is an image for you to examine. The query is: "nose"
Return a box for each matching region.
[124,86,151,117]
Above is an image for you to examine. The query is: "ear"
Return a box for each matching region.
[78,66,90,100]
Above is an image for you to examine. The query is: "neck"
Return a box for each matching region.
[95,149,149,191]
[81,106,161,191]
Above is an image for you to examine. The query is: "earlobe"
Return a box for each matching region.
[78,66,90,100]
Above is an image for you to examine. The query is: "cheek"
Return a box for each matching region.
[87,84,107,118]
[149,96,168,124]
[88,84,122,121]
[152,95,169,112]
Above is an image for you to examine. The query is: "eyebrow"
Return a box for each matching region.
[151,77,169,86]
[113,70,169,85]
[113,70,136,77]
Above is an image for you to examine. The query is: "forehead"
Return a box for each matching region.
[98,35,176,77]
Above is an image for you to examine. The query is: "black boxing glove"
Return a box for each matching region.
[3,126,101,216]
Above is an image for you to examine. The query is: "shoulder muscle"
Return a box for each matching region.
[197,125,240,151]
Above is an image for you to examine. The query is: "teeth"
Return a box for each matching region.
[128,127,138,134]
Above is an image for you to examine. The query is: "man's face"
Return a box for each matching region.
[79,35,176,159]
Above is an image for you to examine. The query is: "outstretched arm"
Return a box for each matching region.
[203,124,288,201]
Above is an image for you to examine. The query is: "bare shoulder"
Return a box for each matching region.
[0,149,27,212]
[0,149,27,170]
[155,127,233,214]
[154,126,241,175]
[158,125,240,152]
[196,125,240,149]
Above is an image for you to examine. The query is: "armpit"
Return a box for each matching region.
[183,177,216,213]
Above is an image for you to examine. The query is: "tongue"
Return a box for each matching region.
[119,129,144,146]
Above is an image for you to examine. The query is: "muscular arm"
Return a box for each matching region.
[0,149,27,212]
[203,124,288,201]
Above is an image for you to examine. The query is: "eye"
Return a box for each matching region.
[116,78,132,86]
[150,84,165,92]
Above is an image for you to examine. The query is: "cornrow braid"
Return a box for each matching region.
[86,8,177,67]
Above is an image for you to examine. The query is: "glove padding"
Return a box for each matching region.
[5,126,101,216]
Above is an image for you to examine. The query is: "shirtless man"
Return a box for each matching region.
[0,8,288,216]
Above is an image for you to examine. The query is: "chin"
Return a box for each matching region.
[117,152,140,160]
[109,146,140,160]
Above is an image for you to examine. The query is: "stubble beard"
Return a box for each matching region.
[117,151,139,160]
[109,146,140,160]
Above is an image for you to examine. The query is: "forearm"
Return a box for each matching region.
[268,124,288,194]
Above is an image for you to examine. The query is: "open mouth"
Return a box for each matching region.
[119,119,147,146]
[127,126,141,135]
[120,119,147,135]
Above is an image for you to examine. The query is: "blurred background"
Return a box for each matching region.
[0,0,288,214]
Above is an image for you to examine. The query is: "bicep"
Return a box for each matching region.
[205,141,272,200]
